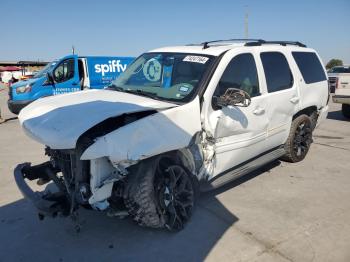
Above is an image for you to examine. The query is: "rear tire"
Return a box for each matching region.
[342,104,350,119]
[281,114,313,163]
[124,155,196,231]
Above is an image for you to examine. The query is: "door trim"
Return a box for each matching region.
[200,145,285,191]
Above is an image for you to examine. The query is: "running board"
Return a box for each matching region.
[201,146,285,191]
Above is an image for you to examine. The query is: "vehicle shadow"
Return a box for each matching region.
[327,110,348,121]
[0,162,280,261]
[0,192,238,261]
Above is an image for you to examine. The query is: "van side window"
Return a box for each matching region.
[292,52,327,84]
[215,53,260,98]
[260,52,293,92]
[53,59,75,83]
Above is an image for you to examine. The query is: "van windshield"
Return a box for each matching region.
[33,60,58,79]
[110,53,213,102]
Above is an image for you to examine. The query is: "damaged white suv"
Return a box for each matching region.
[15,39,329,231]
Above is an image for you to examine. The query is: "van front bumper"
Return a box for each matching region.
[7,99,34,115]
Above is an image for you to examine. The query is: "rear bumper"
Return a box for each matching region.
[7,99,34,115]
[332,95,350,105]
[14,163,68,217]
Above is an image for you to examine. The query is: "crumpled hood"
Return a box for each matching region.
[19,89,177,149]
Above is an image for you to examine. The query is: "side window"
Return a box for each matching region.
[292,52,327,84]
[260,52,293,93]
[53,59,75,83]
[215,53,260,98]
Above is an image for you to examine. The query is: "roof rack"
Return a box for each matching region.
[244,40,307,47]
[196,39,307,49]
[201,39,264,49]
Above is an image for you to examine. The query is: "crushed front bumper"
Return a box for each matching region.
[14,162,69,218]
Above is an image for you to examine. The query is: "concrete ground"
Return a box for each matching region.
[0,83,349,262]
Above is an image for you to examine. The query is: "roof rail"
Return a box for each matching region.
[245,40,307,47]
[201,39,265,49]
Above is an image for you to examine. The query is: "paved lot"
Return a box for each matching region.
[0,83,350,262]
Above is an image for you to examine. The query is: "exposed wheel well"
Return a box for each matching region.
[293,106,317,119]
[293,106,318,130]
[156,149,198,176]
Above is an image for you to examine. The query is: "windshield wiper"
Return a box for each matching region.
[107,84,125,91]
[127,89,161,100]
[107,85,161,100]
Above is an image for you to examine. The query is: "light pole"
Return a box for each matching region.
[244,5,249,39]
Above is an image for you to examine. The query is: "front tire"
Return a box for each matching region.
[342,104,350,119]
[281,114,313,163]
[124,155,196,231]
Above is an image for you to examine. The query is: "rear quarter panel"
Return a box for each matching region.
[290,49,329,110]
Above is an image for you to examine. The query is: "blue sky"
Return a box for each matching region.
[1,0,349,64]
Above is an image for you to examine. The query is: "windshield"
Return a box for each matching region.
[329,66,350,73]
[33,60,58,78]
[110,53,214,102]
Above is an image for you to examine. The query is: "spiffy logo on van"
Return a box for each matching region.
[94,60,127,76]
[87,56,134,88]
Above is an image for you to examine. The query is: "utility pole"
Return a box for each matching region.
[244,5,249,39]
[72,45,75,55]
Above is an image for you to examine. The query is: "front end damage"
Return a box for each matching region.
[15,92,216,228]
[14,147,130,220]
[14,162,70,219]
[14,142,211,225]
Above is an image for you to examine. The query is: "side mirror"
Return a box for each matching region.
[213,88,251,108]
[45,72,55,86]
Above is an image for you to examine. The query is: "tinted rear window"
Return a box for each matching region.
[292,52,327,84]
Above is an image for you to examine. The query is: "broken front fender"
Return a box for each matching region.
[80,96,202,164]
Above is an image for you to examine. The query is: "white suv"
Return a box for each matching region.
[15,39,329,231]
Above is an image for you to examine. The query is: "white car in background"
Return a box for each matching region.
[331,66,350,118]
[14,39,329,231]
[328,65,350,93]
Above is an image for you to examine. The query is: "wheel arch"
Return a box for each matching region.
[149,147,202,180]
[293,105,317,119]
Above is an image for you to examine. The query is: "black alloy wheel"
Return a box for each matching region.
[155,157,195,231]
[293,120,312,158]
[281,114,313,163]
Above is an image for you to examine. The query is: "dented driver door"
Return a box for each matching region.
[205,52,270,177]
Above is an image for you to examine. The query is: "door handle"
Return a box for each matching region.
[253,107,265,115]
[290,96,300,104]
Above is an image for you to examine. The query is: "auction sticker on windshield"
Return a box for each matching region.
[183,55,209,64]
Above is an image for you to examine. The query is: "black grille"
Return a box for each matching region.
[328,77,337,84]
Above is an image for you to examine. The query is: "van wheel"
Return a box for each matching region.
[124,155,196,231]
[342,104,350,119]
[281,114,313,163]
